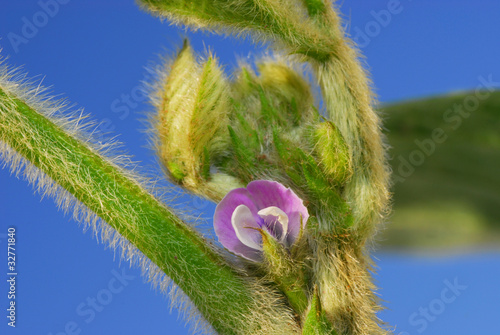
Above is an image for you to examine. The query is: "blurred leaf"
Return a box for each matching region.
[382,91,500,250]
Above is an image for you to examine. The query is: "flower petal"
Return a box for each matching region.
[258,206,288,243]
[232,205,263,250]
[214,187,261,260]
[247,180,308,245]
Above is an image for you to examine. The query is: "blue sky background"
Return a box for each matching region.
[0,1,499,334]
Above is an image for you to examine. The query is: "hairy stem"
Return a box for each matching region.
[138,0,337,61]
[0,87,255,334]
[308,6,390,335]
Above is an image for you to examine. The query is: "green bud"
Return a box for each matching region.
[272,128,354,230]
[233,61,314,129]
[156,40,242,201]
[221,61,318,184]
[313,121,352,185]
[258,62,314,126]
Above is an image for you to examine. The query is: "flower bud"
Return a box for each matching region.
[313,121,352,185]
[258,61,314,126]
[156,41,241,201]
[232,60,315,130]
[224,60,316,184]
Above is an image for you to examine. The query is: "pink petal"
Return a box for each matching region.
[213,187,261,261]
[247,180,308,245]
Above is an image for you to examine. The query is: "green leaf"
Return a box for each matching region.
[228,124,256,182]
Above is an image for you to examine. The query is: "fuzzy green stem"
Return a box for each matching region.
[138,0,337,61]
[0,88,253,334]
[305,8,390,332]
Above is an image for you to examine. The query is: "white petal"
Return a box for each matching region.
[231,205,263,251]
[257,206,289,243]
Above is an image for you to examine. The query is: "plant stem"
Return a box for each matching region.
[0,87,253,334]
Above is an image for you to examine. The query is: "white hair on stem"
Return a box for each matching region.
[0,56,302,335]
[0,60,216,334]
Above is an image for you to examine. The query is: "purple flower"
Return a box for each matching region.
[214,180,309,261]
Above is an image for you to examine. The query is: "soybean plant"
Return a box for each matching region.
[0,1,390,334]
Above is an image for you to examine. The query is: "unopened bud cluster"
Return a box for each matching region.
[154,41,353,228]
